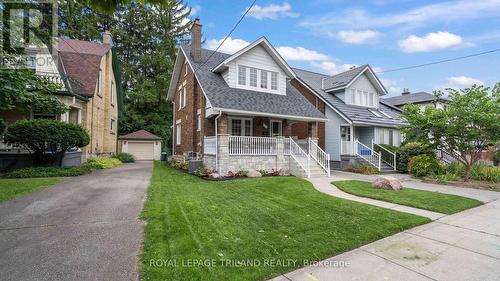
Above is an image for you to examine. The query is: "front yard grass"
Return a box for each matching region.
[0,178,63,202]
[333,180,482,214]
[140,162,430,281]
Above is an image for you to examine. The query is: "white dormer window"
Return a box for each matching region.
[260,70,268,89]
[238,65,246,85]
[349,88,377,107]
[271,72,278,90]
[249,67,257,87]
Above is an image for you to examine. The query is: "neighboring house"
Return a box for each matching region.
[167,19,329,178]
[383,89,448,110]
[118,129,162,161]
[291,66,405,171]
[0,32,122,169]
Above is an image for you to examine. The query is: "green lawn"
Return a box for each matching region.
[140,162,430,281]
[0,178,63,202]
[333,180,482,214]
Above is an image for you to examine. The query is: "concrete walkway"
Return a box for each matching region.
[0,162,153,281]
[308,177,445,220]
[270,173,500,281]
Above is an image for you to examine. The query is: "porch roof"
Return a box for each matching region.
[179,45,327,121]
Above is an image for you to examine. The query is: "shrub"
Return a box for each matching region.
[470,164,500,183]
[193,167,213,177]
[408,155,442,177]
[397,142,434,173]
[380,144,399,153]
[85,157,122,169]
[258,169,268,176]
[493,150,500,166]
[345,164,379,175]
[4,119,90,165]
[169,160,188,170]
[3,165,95,178]
[427,172,463,182]
[114,153,135,163]
[235,170,248,177]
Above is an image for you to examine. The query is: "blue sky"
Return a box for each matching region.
[186,0,500,96]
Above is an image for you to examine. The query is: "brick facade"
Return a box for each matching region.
[290,79,326,149]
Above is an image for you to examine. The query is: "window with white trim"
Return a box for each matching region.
[110,81,115,106]
[271,72,278,90]
[110,118,116,134]
[97,68,103,97]
[197,113,201,131]
[184,62,188,76]
[349,88,377,107]
[249,67,257,87]
[178,85,187,110]
[238,65,246,85]
[229,117,252,136]
[176,123,181,145]
[260,70,268,89]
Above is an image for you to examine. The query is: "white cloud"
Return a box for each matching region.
[275,46,330,61]
[332,30,381,44]
[380,78,402,95]
[446,76,484,89]
[300,0,500,31]
[191,5,201,16]
[247,2,299,20]
[398,32,464,53]
[206,37,251,54]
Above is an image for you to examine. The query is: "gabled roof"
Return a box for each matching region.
[55,38,112,97]
[383,92,437,106]
[211,37,296,78]
[167,45,326,121]
[119,129,162,140]
[322,64,388,95]
[293,67,405,127]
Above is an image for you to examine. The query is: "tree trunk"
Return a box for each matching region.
[464,164,472,181]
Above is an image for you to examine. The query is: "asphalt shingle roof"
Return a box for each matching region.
[119,129,162,140]
[383,92,436,106]
[180,45,326,120]
[322,65,368,91]
[292,67,406,126]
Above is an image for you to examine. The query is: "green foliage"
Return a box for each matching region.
[470,164,500,182]
[402,84,500,180]
[114,152,135,163]
[408,155,442,177]
[397,142,434,173]
[3,165,94,178]
[493,150,500,166]
[345,164,379,175]
[169,160,188,170]
[0,69,67,114]
[380,144,399,153]
[86,157,122,169]
[4,119,90,165]
[428,162,500,183]
[0,118,5,137]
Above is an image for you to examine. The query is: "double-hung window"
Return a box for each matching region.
[249,67,257,87]
[238,65,247,85]
[260,70,268,89]
[271,72,278,90]
[176,122,181,145]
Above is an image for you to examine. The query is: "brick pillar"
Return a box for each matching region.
[308,122,318,138]
[217,114,228,134]
[283,119,292,137]
[217,134,229,173]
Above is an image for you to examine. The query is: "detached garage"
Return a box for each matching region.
[118,130,162,160]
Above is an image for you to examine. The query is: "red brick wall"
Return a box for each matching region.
[173,61,208,156]
[290,79,326,149]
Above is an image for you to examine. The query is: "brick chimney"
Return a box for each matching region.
[102,30,113,46]
[401,88,411,95]
[191,18,202,61]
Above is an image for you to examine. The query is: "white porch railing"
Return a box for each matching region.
[373,143,396,170]
[203,136,216,155]
[290,138,310,178]
[229,136,277,155]
[309,138,330,177]
[437,149,456,164]
[341,140,352,155]
[355,139,381,171]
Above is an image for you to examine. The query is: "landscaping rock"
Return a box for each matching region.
[247,170,262,178]
[210,173,221,179]
[372,176,403,190]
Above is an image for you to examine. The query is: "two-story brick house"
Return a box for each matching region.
[0,32,122,169]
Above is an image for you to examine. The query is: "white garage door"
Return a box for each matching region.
[127,141,154,160]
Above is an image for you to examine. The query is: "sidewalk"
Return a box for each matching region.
[270,175,500,281]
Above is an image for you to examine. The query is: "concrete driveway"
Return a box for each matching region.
[0,162,153,281]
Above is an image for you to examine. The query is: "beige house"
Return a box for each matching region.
[0,32,122,169]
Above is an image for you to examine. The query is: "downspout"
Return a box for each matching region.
[214,110,222,172]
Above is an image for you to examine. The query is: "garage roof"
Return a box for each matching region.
[119,130,162,140]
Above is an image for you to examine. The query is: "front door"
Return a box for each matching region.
[270,120,282,137]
